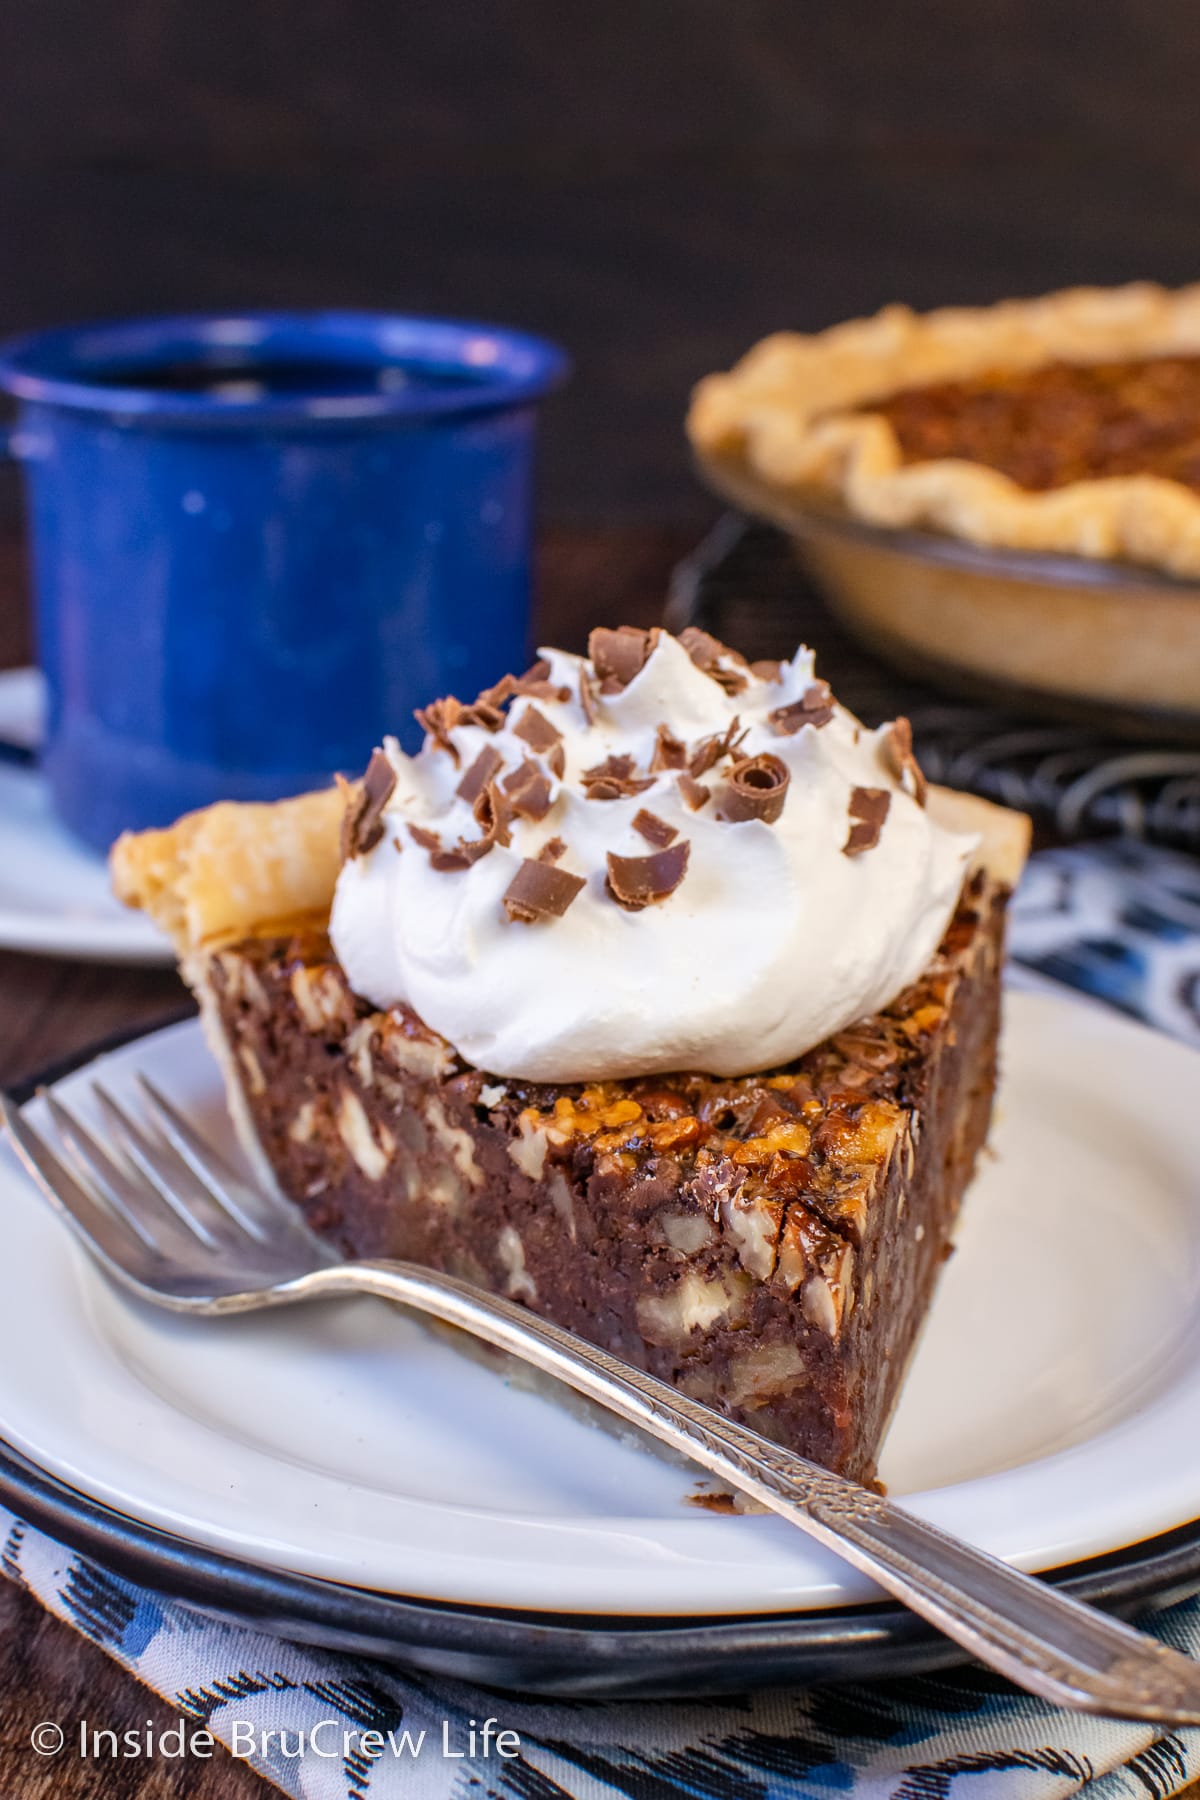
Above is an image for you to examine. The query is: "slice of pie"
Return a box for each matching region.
[112,627,1029,1485]
[688,282,1200,578]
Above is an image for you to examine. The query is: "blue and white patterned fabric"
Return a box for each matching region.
[1009,842,1200,1047]
[5,840,1200,1800]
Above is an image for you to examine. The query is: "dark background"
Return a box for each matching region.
[0,0,1195,523]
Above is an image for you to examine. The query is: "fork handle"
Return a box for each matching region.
[292,1258,1200,1724]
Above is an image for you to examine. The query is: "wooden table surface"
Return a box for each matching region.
[0,522,694,1799]
[2,520,1197,1798]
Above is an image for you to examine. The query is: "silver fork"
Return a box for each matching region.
[4,1079,1200,1725]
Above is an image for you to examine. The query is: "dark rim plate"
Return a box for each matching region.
[3,1433,1199,1698]
[6,1027,1200,1697]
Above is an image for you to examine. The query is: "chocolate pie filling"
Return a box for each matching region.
[203,873,1004,1487]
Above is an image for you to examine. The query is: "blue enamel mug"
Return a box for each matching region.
[0,312,569,851]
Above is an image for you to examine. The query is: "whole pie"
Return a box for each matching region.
[113,627,1029,1485]
[688,283,1200,578]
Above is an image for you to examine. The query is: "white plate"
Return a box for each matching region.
[0,668,171,964]
[2,990,1199,1617]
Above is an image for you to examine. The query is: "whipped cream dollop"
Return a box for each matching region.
[330,628,976,1082]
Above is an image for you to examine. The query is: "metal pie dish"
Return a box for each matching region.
[697,455,1200,739]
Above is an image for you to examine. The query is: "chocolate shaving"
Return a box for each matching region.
[578,667,598,725]
[408,822,471,871]
[471,779,514,848]
[678,626,750,695]
[502,758,554,821]
[677,772,712,811]
[456,743,505,805]
[462,697,510,731]
[689,718,748,777]
[537,835,566,864]
[883,716,928,807]
[407,778,512,872]
[649,723,688,771]
[719,753,791,824]
[512,658,572,703]
[547,741,566,778]
[843,787,891,857]
[632,808,679,848]
[581,753,655,801]
[413,698,461,762]
[414,693,506,763]
[473,673,516,712]
[341,749,397,859]
[606,840,691,911]
[503,857,586,924]
[512,704,562,754]
[588,625,658,692]
[431,847,473,871]
[770,681,834,734]
[750,659,784,682]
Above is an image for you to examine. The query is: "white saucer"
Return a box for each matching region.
[0,668,171,963]
[2,990,1199,1617]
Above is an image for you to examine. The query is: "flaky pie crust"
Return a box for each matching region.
[111,782,1030,957]
[110,786,346,954]
[688,283,1200,578]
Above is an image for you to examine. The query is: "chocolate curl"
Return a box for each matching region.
[632,808,679,848]
[340,749,397,859]
[512,704,563,755]
[843,787,891,857]
[606,840,691,911]
[689,718,748,777]
[456,744,505,805]
[537,836,567,864]
[883,716,928,807]
[581,753,654,801]
[578,666,598,725]
[677,772,712,811]
[649,723,688,771]
[471,779,514,849]
[502,758,554,821]
[719,753,791,824]
[503,858,587,924]
[770,680,835,734]
[588,625,658,692]
[678,626,750,695]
